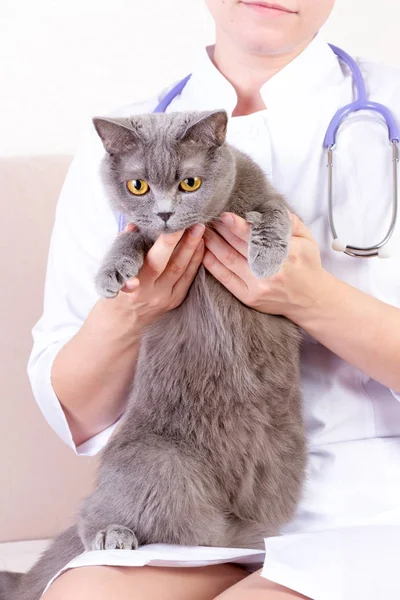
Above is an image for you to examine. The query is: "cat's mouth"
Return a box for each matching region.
[147,219,207,236]
[160,221,202,234]
[161,223,174,234]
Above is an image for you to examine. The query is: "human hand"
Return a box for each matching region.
[202,211,330,322]
[113,222,205,332]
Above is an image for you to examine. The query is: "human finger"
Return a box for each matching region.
[288,212,316,242]
[203,228,251,281]
[202,249,248,301]
[120,277,140,294]
[219,212,251,243]
[158,223,205,286]
[172,239,205,299]
[211,221,248,258]
[139,229,186,283]
[118,222,137,237]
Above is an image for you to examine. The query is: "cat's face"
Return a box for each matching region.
[93,111,236,237]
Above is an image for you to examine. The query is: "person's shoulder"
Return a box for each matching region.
[356,55,400,103]
[76,80,181,157]
[106,95,158,119]
[106,79,182,119]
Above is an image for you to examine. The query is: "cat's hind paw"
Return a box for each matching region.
[94,525,138,550]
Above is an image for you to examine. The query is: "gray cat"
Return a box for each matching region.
[1,110,306,600]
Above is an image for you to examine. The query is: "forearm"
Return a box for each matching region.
[291,270,400,392]
[51,297,142,447]
[49,224,205,449]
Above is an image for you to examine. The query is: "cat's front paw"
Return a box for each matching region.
[95,255,143,298]
[93,524,138,551]
[248,239,289,278]
[246,211,290,279]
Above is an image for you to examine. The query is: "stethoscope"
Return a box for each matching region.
[118,44,399,259]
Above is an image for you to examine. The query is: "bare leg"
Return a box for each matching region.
[41,563,248,600]
[214,568,311,599]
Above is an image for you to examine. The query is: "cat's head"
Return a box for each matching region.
[93,110,236,236]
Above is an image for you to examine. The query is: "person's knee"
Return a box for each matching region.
[213,570,311,599]
[41,563,248,600]
[41,566,120,600]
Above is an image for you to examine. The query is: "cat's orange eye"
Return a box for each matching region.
[179,177,202,192]
[126,179,149,196]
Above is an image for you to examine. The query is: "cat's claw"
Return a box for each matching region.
[93,525,138,551]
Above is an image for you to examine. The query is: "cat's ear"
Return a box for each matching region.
[179,110,228,147]
[92,117,143,155]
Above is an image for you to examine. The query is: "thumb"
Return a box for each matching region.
[118,222,137,237]
[288,211,316,242]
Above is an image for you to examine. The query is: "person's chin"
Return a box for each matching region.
[235,24,299,56]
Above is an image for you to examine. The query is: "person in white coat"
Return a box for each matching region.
[28,1,400,599]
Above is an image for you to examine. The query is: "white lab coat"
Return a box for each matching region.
[28,33,400,599]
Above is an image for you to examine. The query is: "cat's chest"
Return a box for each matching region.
[185,265,236,320]
[168,264,252,349]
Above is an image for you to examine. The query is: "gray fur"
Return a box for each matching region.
[0,572,23,597]
[1,110,306,600]
[94,525,138,550]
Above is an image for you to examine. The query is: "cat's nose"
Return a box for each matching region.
[157,212,174,223]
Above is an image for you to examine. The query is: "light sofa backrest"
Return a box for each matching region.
[0,156,96,543]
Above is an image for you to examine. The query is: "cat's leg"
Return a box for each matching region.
[95,229,148,298]
[228,419,306,537]
[245,198,291,278]
[78,435,227,550]
[223,518,275,550]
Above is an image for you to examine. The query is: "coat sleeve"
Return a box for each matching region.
[27,124,122,455]
[26,86,183,455]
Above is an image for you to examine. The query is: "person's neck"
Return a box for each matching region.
[211,32,313,116]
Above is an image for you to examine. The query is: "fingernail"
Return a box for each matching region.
[220,213,234,226]
[190,223,205,237]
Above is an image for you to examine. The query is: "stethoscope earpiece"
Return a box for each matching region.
[377,245,392,259]
[332,238,347,252]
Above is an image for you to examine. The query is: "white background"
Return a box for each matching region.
[1,0,400,156]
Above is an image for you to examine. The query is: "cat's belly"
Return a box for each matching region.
[123,266,301,456]
[97,268,305,532]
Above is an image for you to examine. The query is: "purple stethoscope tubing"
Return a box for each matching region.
[117,45,399,258]
[324,44,399,257]
[324,44,400,148]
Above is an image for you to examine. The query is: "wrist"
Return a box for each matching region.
[86,297,144,349]
[286,268,341,328]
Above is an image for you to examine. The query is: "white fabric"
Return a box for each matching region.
[0,540,51,573]
[41,545,265,596]
[27,32,400,599]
